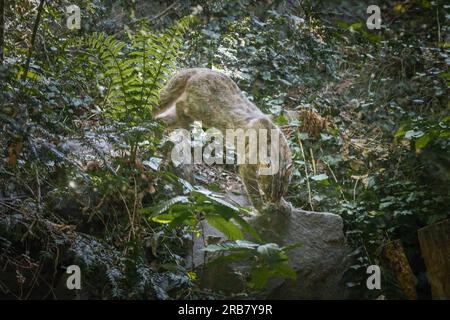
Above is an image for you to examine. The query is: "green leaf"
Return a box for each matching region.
[168,211,195,229]
[415,134,431,151]
[310,174,330,185]
[336,21,349,29]
[257,243,282,261]
[311,174,328,181]
[404,130,423,139]
[202,240,259,253]
[205,215,244,240]
[281,242,302,251]
[205,252,255,266]
[140,196,189,215]
[438,72,450,79]
[232,214,262,242]
[350,22,363,31]
[394,125,406,138]
[151,213,175,224]
[249,266,271,289]
[272,262,297,280]
[276,115,289,125]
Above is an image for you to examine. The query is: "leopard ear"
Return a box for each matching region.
[259,117,274,129]
[248,116,274,130]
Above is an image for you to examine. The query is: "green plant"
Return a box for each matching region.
[203,241,298,289]
[81,17,191,161]
[141,178,297,290]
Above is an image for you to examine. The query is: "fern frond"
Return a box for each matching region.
[81,16,191,122]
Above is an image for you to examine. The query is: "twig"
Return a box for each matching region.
[128,1,180,27]
[21,0,45,81]
[0,0,5,65]
[436,8,441,44]
[0,201,29,216]
[324,161,347,201]
[150,1,179,22]
[309,148,317,175]
[353,177,359,202]
[297,135,313,210]
[119,190,135,248]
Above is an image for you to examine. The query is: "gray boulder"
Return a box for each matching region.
[188,207,351,299]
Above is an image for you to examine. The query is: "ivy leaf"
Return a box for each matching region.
[311,174,328,181]
[143,157,162,171]
[404,130,423,139]
[310,174,330,185]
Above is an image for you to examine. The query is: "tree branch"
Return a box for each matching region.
[21,0,45,81]
[0,0,5,65]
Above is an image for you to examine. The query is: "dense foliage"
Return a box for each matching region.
[0,0,448,299]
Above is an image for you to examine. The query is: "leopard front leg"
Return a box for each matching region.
[239,164,265,213]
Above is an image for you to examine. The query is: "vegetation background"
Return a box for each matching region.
[0,0,448,299]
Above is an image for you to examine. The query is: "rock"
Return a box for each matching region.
[253,208,351,299]
[188,208,351,299]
